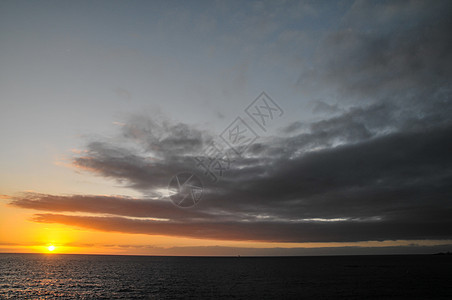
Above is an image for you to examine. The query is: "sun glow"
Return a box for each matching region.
[47,245,55,252]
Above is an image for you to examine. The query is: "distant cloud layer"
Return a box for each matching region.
[9,0,452,245]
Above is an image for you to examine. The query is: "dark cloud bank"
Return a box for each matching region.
[9,1,452,249]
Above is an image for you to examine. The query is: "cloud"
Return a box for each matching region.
[3,240,451,256]
[146,243,452,256]
[26,210,452,243]
[9,193,208,221]
[297,0,452,108]
[10,120,452,242]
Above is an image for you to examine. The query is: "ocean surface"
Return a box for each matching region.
[0,253,451,299]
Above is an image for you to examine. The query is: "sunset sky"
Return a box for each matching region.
[1,0,452,256]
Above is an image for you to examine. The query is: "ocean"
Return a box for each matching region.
[0,253,451,299]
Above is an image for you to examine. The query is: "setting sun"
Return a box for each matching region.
[47,245,55,252]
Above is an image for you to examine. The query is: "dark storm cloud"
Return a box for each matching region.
[73,117,215,192]
[29,212,452,243]
[10,120,452,242]
[73,141,189,191]
[10,1,452,243]
[9,193,210,221]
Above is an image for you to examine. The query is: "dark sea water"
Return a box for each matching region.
[0,253,451,299]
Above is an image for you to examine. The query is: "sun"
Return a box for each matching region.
[47,245,55,252]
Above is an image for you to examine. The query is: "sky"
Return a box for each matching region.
[1,0,452,256]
